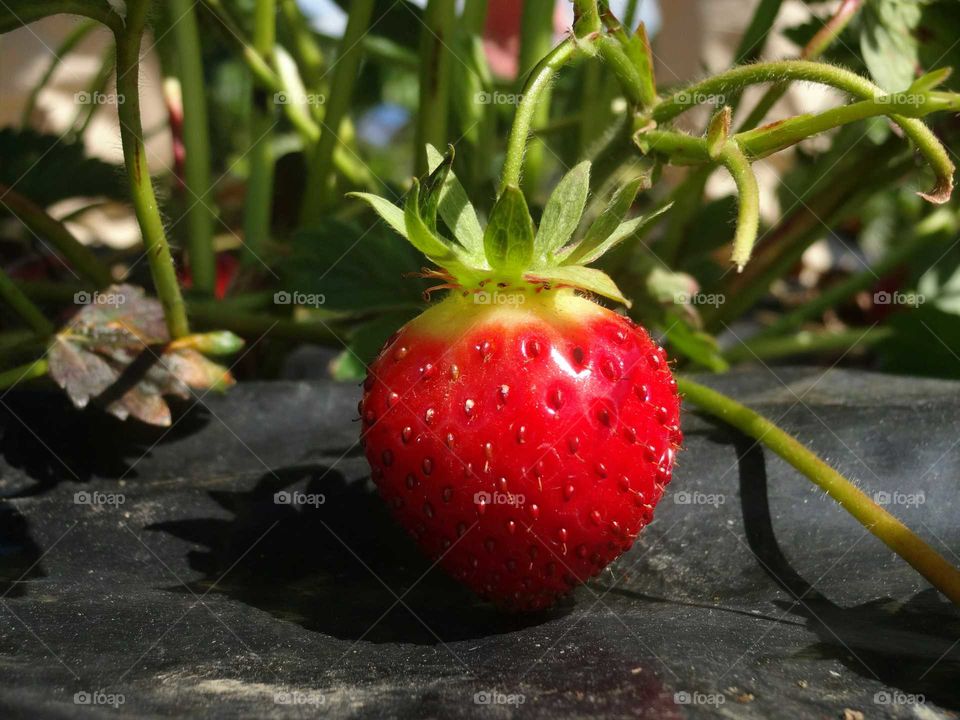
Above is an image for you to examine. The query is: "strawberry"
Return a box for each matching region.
[353,147,680,611]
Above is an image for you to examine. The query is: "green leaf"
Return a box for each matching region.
[425,144,484,258]
[282,220,426,313]
[561,177,643,265]
[860,0,922,91]
[525,265,630,307]
[535,160,590,257]
[484,185,535,272]
[405,179,473,269]
[567,203,673,266]
[348,192,408,239]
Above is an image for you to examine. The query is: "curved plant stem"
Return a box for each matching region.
[724,325,893,363]
[243,0,277,263]
[678,376,960,607]
[114,0,190,339]
[168,0,215,293]
[652,60,954,202]
[0,184,112,287]
[0,359,49,390]
[20,19,97,126]
[740,0,864,131]
[501,37,580,193]
[279,0,324,90]
[718,141,759,269]
[0,268,54,336]
[301,0,375,222]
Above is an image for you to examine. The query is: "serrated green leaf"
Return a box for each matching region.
[535,160,591,257]
[405,179,470,267]
[561,177,643,265]
[525,265,630,307]
[484,185,535,272]
[425,144,485,258]
[348,192,408,239]
[565,203,673,266]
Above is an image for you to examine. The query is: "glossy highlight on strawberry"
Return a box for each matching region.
[360,291,681,611]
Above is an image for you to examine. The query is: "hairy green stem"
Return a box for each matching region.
[243,0,277,262]
[718,141,759,269]
[737,92,960,159]
[501,38,580,193]
[114,0,190,339]
[678,376,960,607]
[724,325,893,363]
[0,359,49,390]
[169,0,216,293]
[301,0,375,221]
[0,268,54,336]
[518,0,556,193]
[0,184,112,287]
[652,60,954,202]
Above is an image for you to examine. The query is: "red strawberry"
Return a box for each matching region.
[353,148,680,611]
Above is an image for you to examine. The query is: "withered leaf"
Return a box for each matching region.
[48,284,240,427]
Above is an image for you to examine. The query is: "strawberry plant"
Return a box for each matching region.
[1,0,960,610]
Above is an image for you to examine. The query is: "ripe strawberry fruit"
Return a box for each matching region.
[353,147,681,611]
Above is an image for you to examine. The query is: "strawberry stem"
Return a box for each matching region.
[677,376,960,607]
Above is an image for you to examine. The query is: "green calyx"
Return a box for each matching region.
[349,145,669,308]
